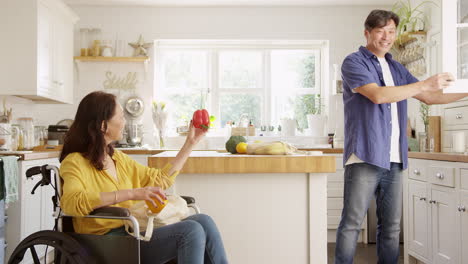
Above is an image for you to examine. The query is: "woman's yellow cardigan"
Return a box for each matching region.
[60,150,179,235]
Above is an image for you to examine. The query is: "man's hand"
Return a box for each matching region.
[422,73,454,92]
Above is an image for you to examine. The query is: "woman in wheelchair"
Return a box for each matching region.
[59,91,228,264]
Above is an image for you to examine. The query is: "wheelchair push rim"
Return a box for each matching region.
[8,230,96,264]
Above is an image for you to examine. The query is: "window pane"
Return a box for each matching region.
[459,28,468,78]
[271,50,318,90]
[165,93,203,130]
[220,94,261,127]
[162,51,208,90]
[219,51,263,88]
[459,0,468,23]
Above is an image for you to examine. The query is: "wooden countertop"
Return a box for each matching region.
[148,151,336,174]
[408,152,468,162]
[0,151,61,161]
[0,148,344,161]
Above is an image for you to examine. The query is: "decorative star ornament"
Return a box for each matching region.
[128,35,153,57]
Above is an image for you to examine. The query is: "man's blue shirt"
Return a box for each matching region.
[341,46,419,170]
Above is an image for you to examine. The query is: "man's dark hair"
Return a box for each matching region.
[364,10,399,31]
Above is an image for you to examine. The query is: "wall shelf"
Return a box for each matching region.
[396,31,427,47]
[73,56,150,82]
[73,56,149,62]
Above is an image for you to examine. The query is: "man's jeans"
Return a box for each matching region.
[334,162,403,264]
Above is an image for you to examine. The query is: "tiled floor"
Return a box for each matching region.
[327,243,404,264]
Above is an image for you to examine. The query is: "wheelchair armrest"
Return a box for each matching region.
[180,196,195,204]
[89,206,130,217]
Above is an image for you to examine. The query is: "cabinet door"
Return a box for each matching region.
[37,2,53,97]
[442,0,468,92]
[431,188,458,264]
[408,180,430,260]
[52,13,73,104]
[460,191,468,264]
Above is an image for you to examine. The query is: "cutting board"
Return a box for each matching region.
[428,116,441,152]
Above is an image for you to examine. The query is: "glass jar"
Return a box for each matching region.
[79,28,89,56]
[418,132,427,152]
[18,117,34,150]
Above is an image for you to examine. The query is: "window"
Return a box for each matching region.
[154,40,328,134]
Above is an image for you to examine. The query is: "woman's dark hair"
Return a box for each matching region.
[364,10,399,31]
[60,91,117,170]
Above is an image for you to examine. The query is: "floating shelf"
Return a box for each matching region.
[73,56,149,62]
[396,31,427,47]
[73,56,150,82]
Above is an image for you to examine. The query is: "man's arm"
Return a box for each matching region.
[354,73,453,104]
[413,90,468,105]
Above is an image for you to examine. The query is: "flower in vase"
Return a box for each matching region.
[152,101,168,148]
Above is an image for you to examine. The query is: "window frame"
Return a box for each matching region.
[154,40,329,130]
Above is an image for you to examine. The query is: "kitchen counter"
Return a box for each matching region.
[0,151,61,161]
[408,151,468,162]
[149,150,334,264]
[149,150,336,174]
[0,148,344,161]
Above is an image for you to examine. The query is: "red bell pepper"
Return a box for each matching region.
[192,109,210,129]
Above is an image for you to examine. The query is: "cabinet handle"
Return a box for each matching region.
[419,197,426,201]
[413,169,420,175]
[456,113,463,119]
[459,206,466,212]
[435,172,444,179]
[429,200,436,204]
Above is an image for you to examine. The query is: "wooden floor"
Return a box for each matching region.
[328,243,404,264]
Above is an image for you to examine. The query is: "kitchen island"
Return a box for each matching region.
[149,151,335,264]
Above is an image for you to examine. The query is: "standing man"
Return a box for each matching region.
[335,9,468,264]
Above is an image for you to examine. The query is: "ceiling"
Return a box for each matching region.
[64,0,395,6]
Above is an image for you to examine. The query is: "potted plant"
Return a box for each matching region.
[392,0,437,38]
[294,94,326,137]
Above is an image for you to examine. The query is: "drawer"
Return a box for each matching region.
[327,182,344,198]
[328,171,344,183]
[327,197,343,210]
[408,159,427,182]
[327,214,366,229]
[444,106,468,126]
[461,169,468,190]
[428,166,455,188]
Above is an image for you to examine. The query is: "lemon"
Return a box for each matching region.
[236,142,248,154]
[254,140,263,143]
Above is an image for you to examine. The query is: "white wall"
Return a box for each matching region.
[4,4,392,147]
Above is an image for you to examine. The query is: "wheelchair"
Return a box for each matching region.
[8,164,200,264]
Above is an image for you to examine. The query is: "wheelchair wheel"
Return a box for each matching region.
[8,230,96,264]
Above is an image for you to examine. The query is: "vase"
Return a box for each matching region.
[157,129,165,149]
[306,114,327,137]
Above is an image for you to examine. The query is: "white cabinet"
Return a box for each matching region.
[431,187,458,264]
[442,0,468,92]
[408,180,430,261]
[405,159,467,264]
[5,158,60,263]
[0,0,78,103]
[459,191,468,264]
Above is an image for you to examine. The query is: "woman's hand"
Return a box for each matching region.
[185,121,208,146]
[131,186,167,208]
